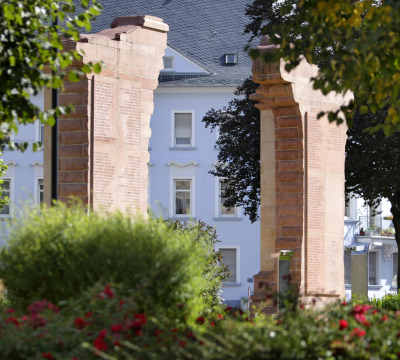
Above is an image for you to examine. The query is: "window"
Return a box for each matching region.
[174,179,191,216]
[219,247,239,283]
[344,251,351,284]
[219,180,236,217]
[0,180,10,216]
[345,200,350,218]
[38,122,44,144]
[173,112,193,147]
[369,252,378,285]
[224,53,237,65]
[38,179,44,205]
[163,56,174,70]
[393,253,398,287]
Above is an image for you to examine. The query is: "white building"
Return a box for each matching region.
[344,196,397,299]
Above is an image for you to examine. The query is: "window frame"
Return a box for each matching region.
[217,245,240,284]
[171,111,195,148]
[393,252,398,288]
[215,178,240,219]
[170,177,195,218]
[368,250,380,286]
[344,251,352,285]
[162,56,174,71]
[0,178,12,218]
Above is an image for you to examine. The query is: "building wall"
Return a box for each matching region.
[0,92,44,245]
[149,88,260,306]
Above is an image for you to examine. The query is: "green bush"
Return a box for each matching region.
[164,219,230,307]
[352,292,400,311]
[0,203,210,315]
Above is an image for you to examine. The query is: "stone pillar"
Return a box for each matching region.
[44,16,168,214]
[250,38,351,312]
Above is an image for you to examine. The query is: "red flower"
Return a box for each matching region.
[382,315,389,322]
[351,328,366,337]
[98,329,107,339]
[6,316,19,327]
[111,324,123,333]
[171,328,178,333]
[113,340,121,347]
[74,317,88,329]
[339,319,348,330]
[93,337,108,351]
[210,321,215,327]
[41,353,54,360]
[5,308,15,313]
[154,329,163,337]
[103,284,114,298]
[196,316,205,325]
[85,312,92,318]
[178,339,186,347]
[217,314,223,320]
[135,330,143,336]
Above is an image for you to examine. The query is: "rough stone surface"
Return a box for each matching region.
[44,16,168,213]
[250,39,351,313]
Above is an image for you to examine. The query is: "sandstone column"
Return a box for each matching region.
[251,38,351,312]
[44,16,168,214]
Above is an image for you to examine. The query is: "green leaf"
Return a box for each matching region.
[93,63,102,74]
[68,71,79,82]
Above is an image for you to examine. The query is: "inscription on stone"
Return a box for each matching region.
[306,112,346,296]
[94,78,117,142]
[93,151,116,210]
[119,87,141,147]
[93,77,144,213]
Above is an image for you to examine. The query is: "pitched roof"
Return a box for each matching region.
[88,0,256,86]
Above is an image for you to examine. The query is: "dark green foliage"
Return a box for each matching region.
[0,0,102,150]
[203,78,260,222]
[345,105,400,289]
[164,220,230,306]
[0,204,210,314]
[246,0,400,134]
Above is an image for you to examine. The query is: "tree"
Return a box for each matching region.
[202,78,260,223]
[245,0,400,134]
[345,104,400,290]
[0,0,102,150]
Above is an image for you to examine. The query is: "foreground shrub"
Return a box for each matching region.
[352,293,400,311]
[2,286,400,359]
[0,204,209,315]
[164,220,230,307]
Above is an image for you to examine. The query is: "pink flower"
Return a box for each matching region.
[339,319,348,330]
[5,308,15,313]
[6,316,19,327]
[351,328,366,337]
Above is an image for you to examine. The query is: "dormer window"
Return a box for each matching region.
[224,53,237,65]
[163,56,174,71]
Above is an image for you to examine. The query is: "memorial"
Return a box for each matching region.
[250,38,352,313]
[43,16,168,215]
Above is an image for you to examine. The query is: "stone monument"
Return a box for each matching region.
[250,38,352,313]
[43,16,168,214]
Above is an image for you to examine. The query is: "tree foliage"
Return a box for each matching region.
[0,0,102,150]
[345,104,400,289]
[203,78,260,223]
[246,0,400,134]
